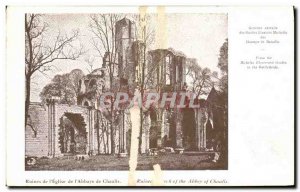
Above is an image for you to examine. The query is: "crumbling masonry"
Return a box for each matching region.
[26,17,226,157]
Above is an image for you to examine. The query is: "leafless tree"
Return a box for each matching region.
[84,55,96,73]
[89,14,122,154]
[185,59,215,98]
[131,12,156,154]
[95,110,110,154]
[68,69,85,100]
[25,14,84,125]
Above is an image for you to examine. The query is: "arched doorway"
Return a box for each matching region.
[58,113,87,154]
[167,109,177,147]
[149,109,158,148]
[205,118,215,150]
[83,101,89,107]
[182,108,196,150]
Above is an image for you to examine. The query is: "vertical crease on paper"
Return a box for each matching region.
[152,164,164,186]
[127,6,149,186]
[156,6,167,49]
[128,106,140,186]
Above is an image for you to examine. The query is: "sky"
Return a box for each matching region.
[30,13,227,102]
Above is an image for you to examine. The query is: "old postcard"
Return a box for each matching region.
[6,6,294,187]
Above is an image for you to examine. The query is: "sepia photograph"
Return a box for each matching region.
[24,12,228,171]
[4,3,295,188]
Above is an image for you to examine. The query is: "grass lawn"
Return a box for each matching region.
[26,153,227,171]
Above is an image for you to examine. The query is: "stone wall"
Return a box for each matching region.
[25,103,48,157]
[25,100,211,157]
[53,104,91,157]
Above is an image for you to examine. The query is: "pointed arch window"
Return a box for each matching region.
[165,55,171,85]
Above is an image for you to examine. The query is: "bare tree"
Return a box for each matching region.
[95,110,110,154]
[130,12,156,154]
[25,14,83,125]
[185,59,214,98]
[89,14,122,154]
[89,13,157,154]
[84,55,96,73]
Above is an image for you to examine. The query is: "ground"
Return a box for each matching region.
[26,153,227,171]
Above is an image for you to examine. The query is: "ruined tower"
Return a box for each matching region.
[115,17,136,84]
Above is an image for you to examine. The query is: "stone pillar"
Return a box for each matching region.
[46,97,60,158]
[47,101,53,157]
[203,123,206,149]
[145,114,150,152]
[175,109,183,148]
[91,110,95,153]
[156,109,163,148]
[119,111,123,153]
[54,118,61,157]
[194,108,200,151]
[118,110,128,155]
[156,123,162,148]
[195,108,207,151]
[119,110,125,153]
[202,111,208,149]
[87,108,94,154]
[161,110,169,146]
[86,109,90,154]
[141,113,151,153]
[52,103,55,157]
[199,111,204,150]
[123,111,127,153]
[124,110,130,153]
[200,122,204,150]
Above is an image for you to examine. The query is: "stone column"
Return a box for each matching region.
[197,108,206,151]
[140,113,151,153]
[86,109,90,154]
[175,109,183,148]
[202,111,208,150]
[119,110,125,153]
[156,109,163,148]
[161,110,170,147]
[123,110,130,153]
[47,101,53,157]
[123,111,127,153]
[200,122,204,150]
[46,97,60,157]
[87,108,94,154]
[91,110,95,153]
[194,108,200,151]
[54,106,63,157]
[46,97,58,157]
[118,110,128,155]
[145,114,150,152]
[54,114,60,157]
[200,111,204,150]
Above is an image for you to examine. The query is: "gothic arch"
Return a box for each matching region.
[81,98,91,107]
[88,78,97,89]
[58,113,87,154]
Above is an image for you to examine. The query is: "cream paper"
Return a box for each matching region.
[6,6,294,186]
